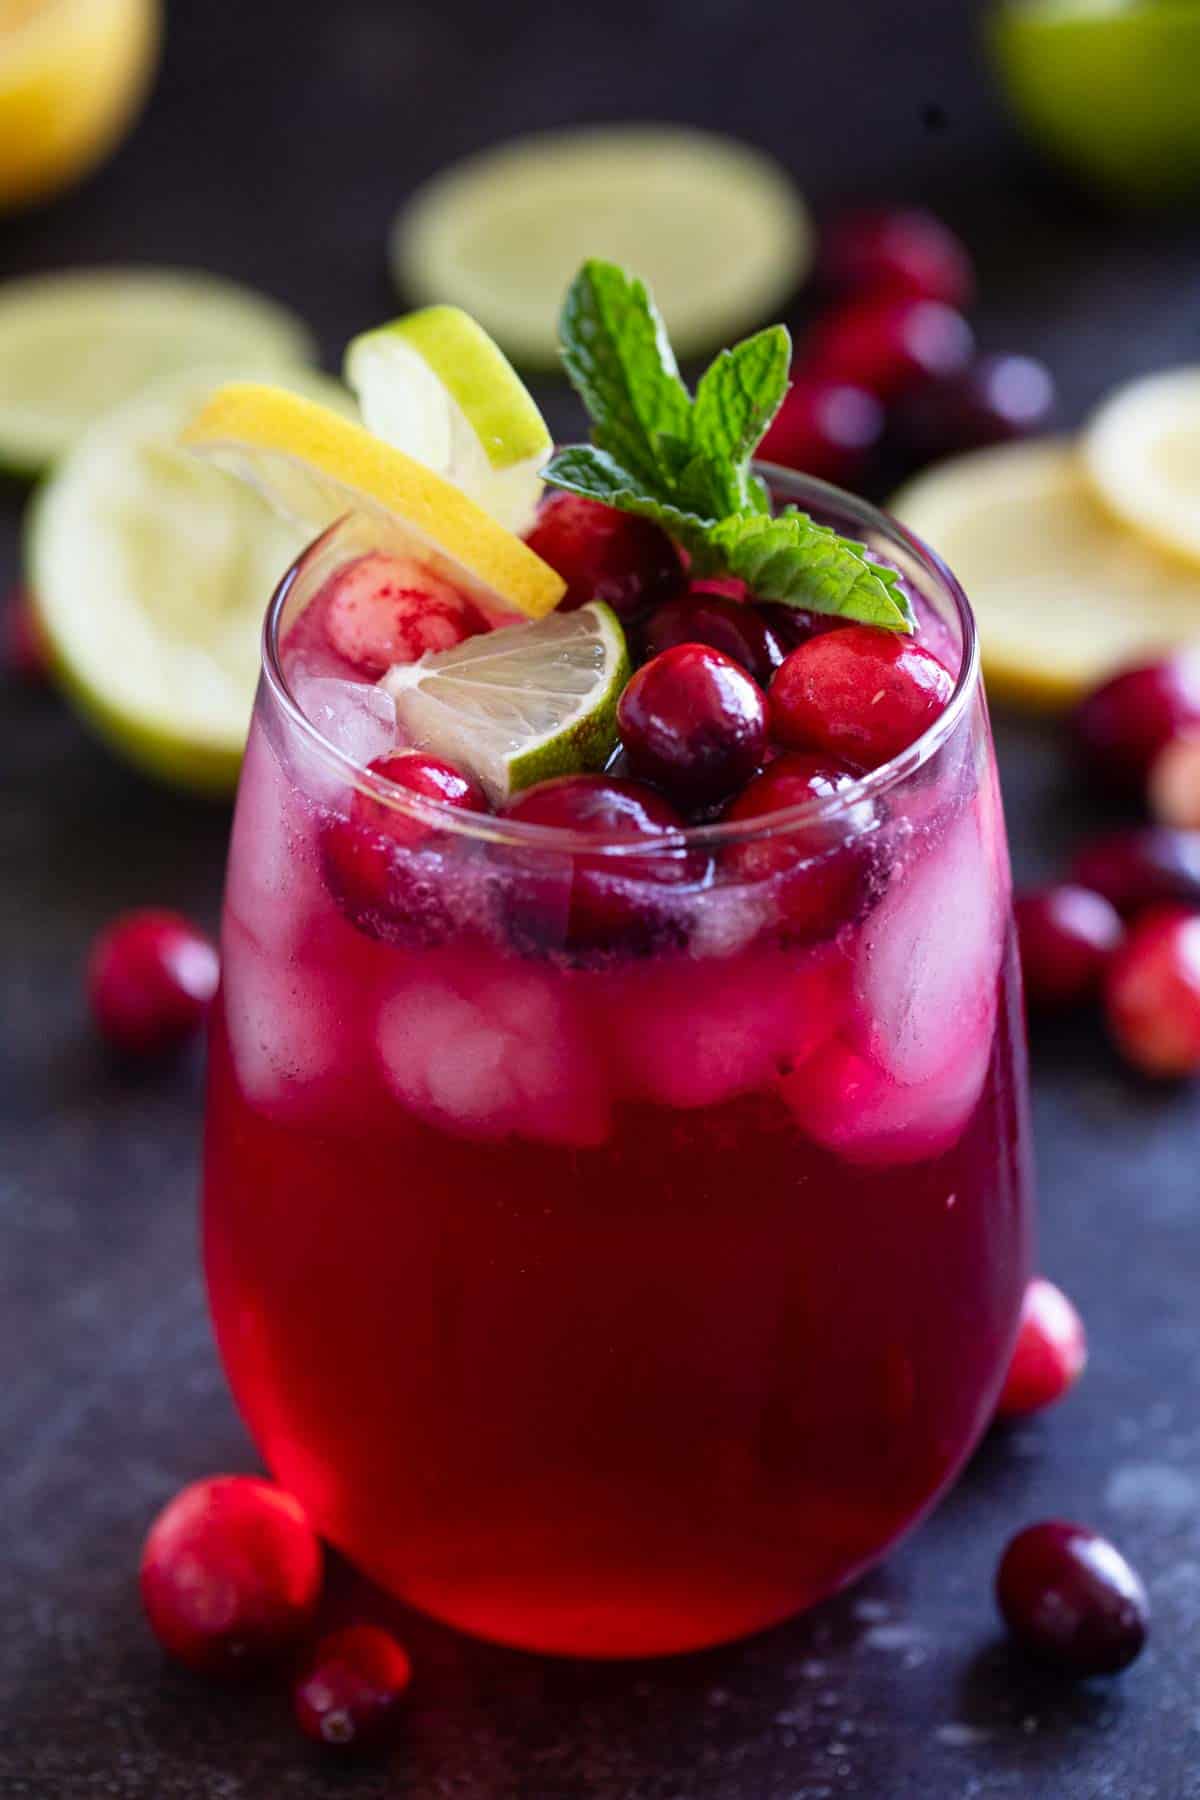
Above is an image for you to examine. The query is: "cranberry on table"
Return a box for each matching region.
[1073,653,1200,792]
[140,1476,322,1678]
[892,353,1057,462]
[1105,906,1200,1078]
[617,643,767,806]
[769,624,953,770]
[996,1278,1088,1419]
[1148,732,1200,830]
[293,1624,412,1753]
[996,1521,1149,1677]
[803,295,974,403]
[1015,884,1124,1012]
[87,909,219,1057]
[757,375,885,485]
[819,207,975,308]
[4,586,50,684]
[524,492,684,618]
[1071,827,1200,917]
[642,589,789,686]
[723,752,869,938]
[322,552,487,676]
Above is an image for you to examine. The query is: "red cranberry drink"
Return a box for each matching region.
[199,266,1034,1657]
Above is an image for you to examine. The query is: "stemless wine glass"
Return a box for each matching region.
[203,468,1034,1659]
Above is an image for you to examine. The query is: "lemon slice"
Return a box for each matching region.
[382,601,629,803]
[892,439,1200,707]
[182,381,565,621]
[1083,368,1200,570]
[345,308,552,535]
[391,126,812,366]
[28,368,352,792]
[0,269,315,474]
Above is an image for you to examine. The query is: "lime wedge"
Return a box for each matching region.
[892,438,1200,707]
[345,308,552,535]
[382,601,630,803]
[391,126,812,366]
[28,367,352,792]
[0,269,315,474]
[182,380,565,619]
[1083,367,1200,569]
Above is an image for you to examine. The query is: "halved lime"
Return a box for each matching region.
[382,601,630,803]
[28,367,353,792]
[390,126,812,366]
[1083,367,1200,569]
[0,269,315,474]
[345,308,552,534]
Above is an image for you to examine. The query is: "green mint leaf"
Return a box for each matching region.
[691,325,791,512]
[542,445,711,552]
[558,260,692,493]
[696,510,914,630]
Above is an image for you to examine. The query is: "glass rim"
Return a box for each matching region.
[260,462,981,857]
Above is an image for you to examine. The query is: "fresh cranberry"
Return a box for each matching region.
[758,376,885,484]
[1071,827,1200,916]
[1015,884,1124,1012]
[769,625,953,769]
[819,207,975,308]
[1149,733,1200,830]
[4,586,50,684]
[687,576,748,603]
[321,552,486,676]
[502,774,695,952]
[996,1521,1148,1676]
[1105,906,1200,1077]
[756,603,844,652]
[996,1278,1088,1419]
[642,590,788,686]
[723,752,870,938]
[803,296,974,403]
[617,644,767,806]
[1073,653,1200,792]
[293,1624,412,1752]
[140,1476,322,1678]
[893,354,1056,461]
[524,492,684,618]
[87,910,219,1057]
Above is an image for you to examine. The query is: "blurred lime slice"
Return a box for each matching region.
[0,269,315,474]
[345,307,552,534]
[391,126,812,366]
[28,367,352,792]
[1083,367,1200,568]
[987,0,1200,199]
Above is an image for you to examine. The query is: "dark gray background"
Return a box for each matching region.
[3,1,1200,1794]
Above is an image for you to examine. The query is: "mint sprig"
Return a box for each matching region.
[545,260,912,632]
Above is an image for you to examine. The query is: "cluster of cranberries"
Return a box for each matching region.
[755,207,1055,488]
[140,1476,411,1755]
[1017,649,1200,1077]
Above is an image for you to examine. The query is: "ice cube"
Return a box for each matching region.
[224,723,328,953]
[781,1030,990,1167]
[290,675,397,806]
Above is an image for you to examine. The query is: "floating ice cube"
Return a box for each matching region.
[224,724,329,953]
[781,1030,990,1167]
[290,676,397,805]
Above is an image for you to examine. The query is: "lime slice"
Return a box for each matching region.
[28,367,352,792]
[1083,367,1200,569]
[0,269,314,474]
[382,601,630,803]
[391,126,812,366]
[345,308,552,535]
[987,0,1200,199]
[892,438,1200,707]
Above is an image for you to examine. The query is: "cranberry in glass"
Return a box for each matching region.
[1014,884,1124,1012]
[758,376,885,485]
[1071,827,1200,916]
[757,602,843,653]
[140,1476,322,1678]
[293,1624,412,1753]
[524,492,684,617]
[1073,653,1200,792]
[770,625,953,770]
[804,296,974,403]
[723,752,869,938]
[322,552,486,676]
[820,207,975,308]
[996,1278,1088,1419]
[996,1521,1148,1676]
[4,586,50,684]
[893,354,1056,461]
[1105,906,1200,1077]
[642,589,789,685]
[618,643,767,806]
[87,909,219,1058]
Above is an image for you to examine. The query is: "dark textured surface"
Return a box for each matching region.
[4,1,1200,1794]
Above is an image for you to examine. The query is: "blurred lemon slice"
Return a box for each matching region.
[182,382,565,619]
[391,126,812,366]
[892,439,1200,706]
[345,307,552,535]
[1083,368,1200,569]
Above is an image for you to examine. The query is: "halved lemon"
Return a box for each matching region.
[1083,367,1200,570]
[892,438,1200,706]
[182,382,565,620]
